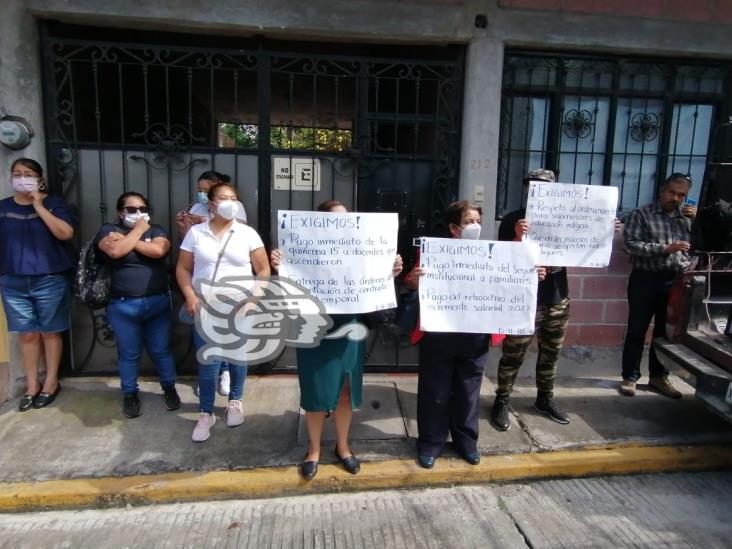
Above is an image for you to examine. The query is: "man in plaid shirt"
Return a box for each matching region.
[620,173,697,398]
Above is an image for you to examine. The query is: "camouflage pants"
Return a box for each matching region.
[496,297,571,397]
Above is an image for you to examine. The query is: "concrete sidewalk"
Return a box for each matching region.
[0,347,731,510]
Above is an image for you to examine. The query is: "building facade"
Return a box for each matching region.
[1,0,731,397]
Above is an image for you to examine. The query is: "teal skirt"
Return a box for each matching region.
[296,315,365,412]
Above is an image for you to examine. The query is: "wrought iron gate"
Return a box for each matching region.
[41,23,464,374]
[497,51,730,218]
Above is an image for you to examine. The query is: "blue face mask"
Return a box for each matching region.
[197,191,209,205]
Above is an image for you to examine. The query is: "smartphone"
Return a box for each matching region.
[685,197,697,206]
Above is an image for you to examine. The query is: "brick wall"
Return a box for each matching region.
[498,0,732,24]
[565,230,633,347]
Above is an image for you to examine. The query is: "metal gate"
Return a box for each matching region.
[40,23,464,374]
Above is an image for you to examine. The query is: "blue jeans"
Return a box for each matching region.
[0,273,70,333]
[193,328,247,413]
[106,293,177,394]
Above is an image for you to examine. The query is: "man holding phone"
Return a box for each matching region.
[620,173,696,398]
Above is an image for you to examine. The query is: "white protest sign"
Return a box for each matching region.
[525,181,618,267]
[277,210,398,314]
[418,238,539,335]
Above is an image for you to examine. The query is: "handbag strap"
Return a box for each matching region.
[211,228,235,282]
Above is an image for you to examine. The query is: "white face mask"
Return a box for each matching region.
[11,176,39,193]
[216,200,239,220]
[122,212,150,228]
[197,191,209,205]
[460,223,482,240]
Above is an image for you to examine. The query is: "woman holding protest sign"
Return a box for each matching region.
[270,199,403,480]
[405,200,491,469]
[176,182,270,443]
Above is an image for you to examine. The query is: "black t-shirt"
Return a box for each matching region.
[499,208,569,306]
[94,223,170,298]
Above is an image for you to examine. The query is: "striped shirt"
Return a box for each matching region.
[623,201,692,272]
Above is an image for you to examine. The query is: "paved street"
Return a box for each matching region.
[1,471,730,548]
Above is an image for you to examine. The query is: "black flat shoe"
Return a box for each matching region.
[18,391,40,412]
[33,384,61,409]
[301,460,318,480]
[418,455,436,469]
[334,446,361,475]
[460,451,481,465]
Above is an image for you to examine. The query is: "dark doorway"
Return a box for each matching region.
[41,22,464,374]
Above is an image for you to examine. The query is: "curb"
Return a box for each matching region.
[1,444,730,513]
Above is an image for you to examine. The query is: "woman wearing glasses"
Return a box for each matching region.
[0,158,75,412]
[95,192,180,418]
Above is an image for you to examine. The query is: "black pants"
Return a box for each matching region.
[417,332,490,457]
[621,269,676,382]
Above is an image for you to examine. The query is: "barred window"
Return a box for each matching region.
[497,52,728,217]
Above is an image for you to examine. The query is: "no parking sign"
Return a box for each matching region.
[273,156,321,191]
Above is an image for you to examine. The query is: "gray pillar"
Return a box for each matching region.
[0,0,46,401]
[459,37,504,239]
[0,1,46,178]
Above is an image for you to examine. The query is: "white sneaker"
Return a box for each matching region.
[226,399,244,427]
[192,412,216,442]
[218,371,231,396]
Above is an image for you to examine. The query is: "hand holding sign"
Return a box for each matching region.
[525,181,619,267]
[514,219,529,241]
[418,238,540,335]
[277,210,399,314]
